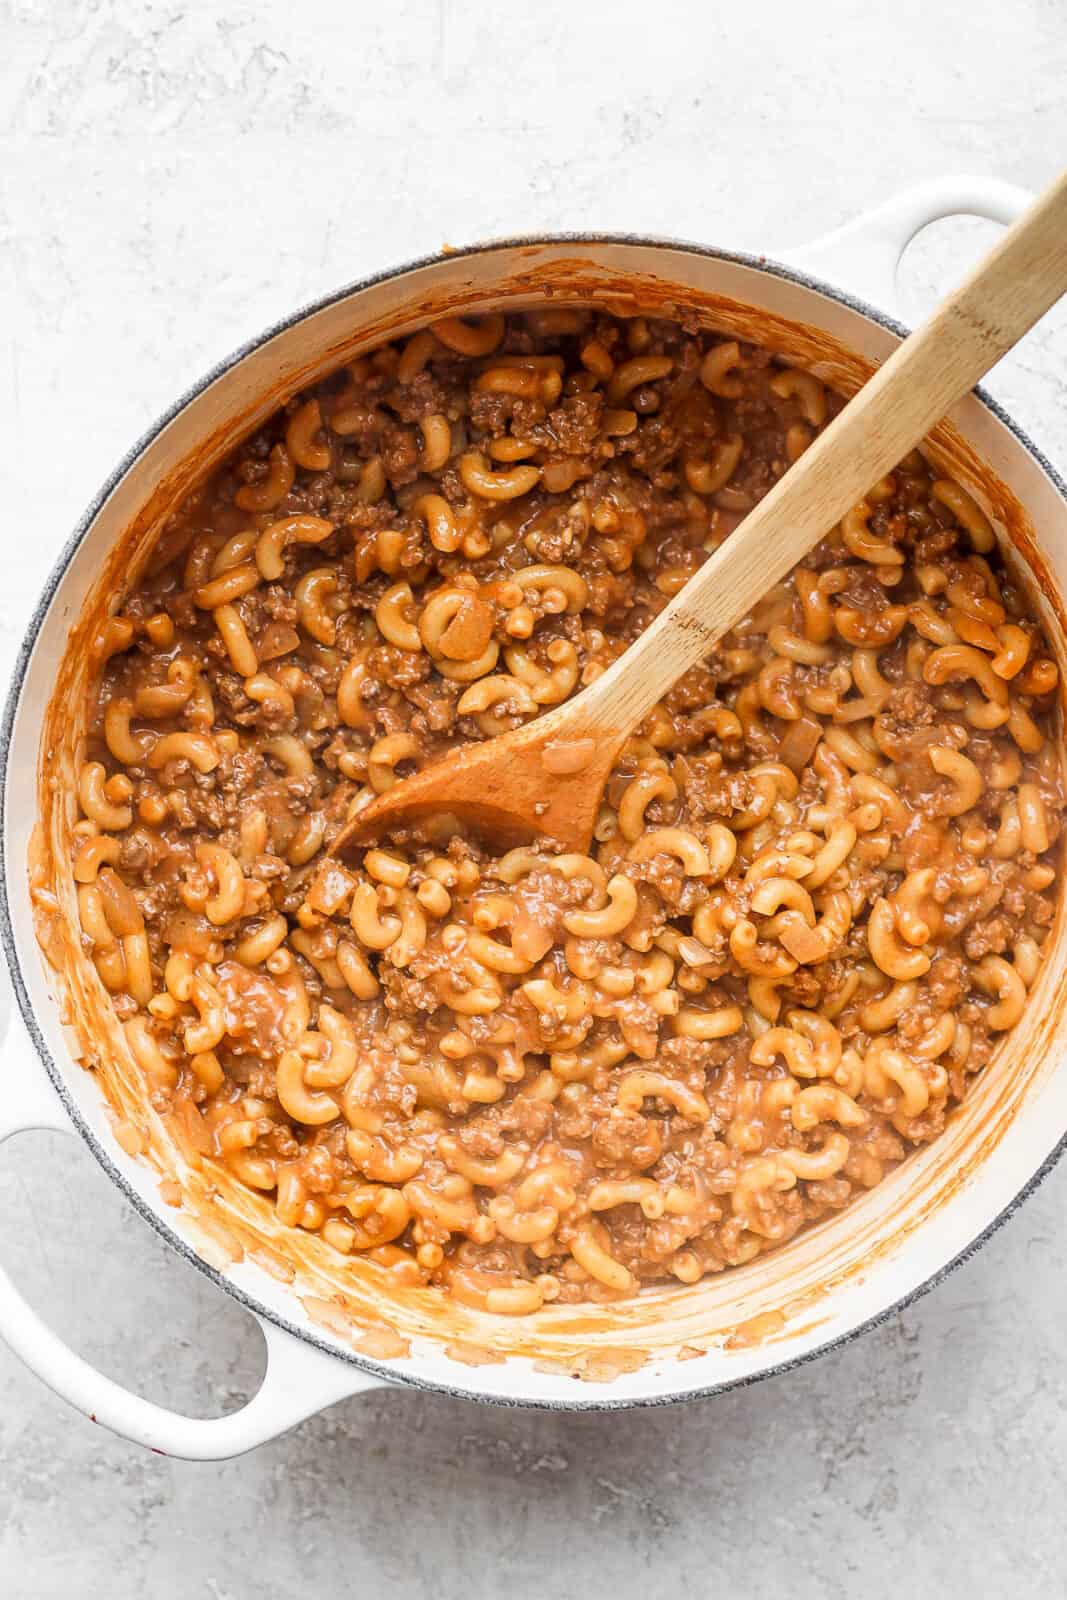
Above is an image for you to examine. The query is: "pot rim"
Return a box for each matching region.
[5,228,1067,1411]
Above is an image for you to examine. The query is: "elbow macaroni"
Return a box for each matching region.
[67,306,1064,1312]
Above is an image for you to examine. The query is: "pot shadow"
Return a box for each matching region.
[4,1128,1067,1597]
[260,1169,1067,1594]
[248,1170,1066,1596]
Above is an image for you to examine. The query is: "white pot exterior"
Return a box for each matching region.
[3,179,1065,1457]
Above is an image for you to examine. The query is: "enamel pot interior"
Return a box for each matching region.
[8,237,1067,1407]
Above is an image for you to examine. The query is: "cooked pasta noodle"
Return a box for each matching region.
[64,307,1065,1311]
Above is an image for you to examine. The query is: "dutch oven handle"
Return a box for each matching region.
[0,1007,390,1459]
[781,175,1034,320]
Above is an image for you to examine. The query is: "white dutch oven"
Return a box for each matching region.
[2,177,1065,1460]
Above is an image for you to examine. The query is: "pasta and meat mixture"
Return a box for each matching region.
[70,307,1065,1315]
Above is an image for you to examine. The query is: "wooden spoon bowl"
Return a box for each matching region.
[333,172,1067,860]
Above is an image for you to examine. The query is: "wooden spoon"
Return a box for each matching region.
[333,170,1067,857]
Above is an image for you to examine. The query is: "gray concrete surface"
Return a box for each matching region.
[3,2,1067,1594]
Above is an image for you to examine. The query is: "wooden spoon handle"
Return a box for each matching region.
[573,168,1067,741]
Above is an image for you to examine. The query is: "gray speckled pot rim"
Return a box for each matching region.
[4,229,1067,1415]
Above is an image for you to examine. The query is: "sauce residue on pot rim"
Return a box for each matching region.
[25,251,1067,1379]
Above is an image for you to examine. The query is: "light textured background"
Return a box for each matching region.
[3,2,1067,1595]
